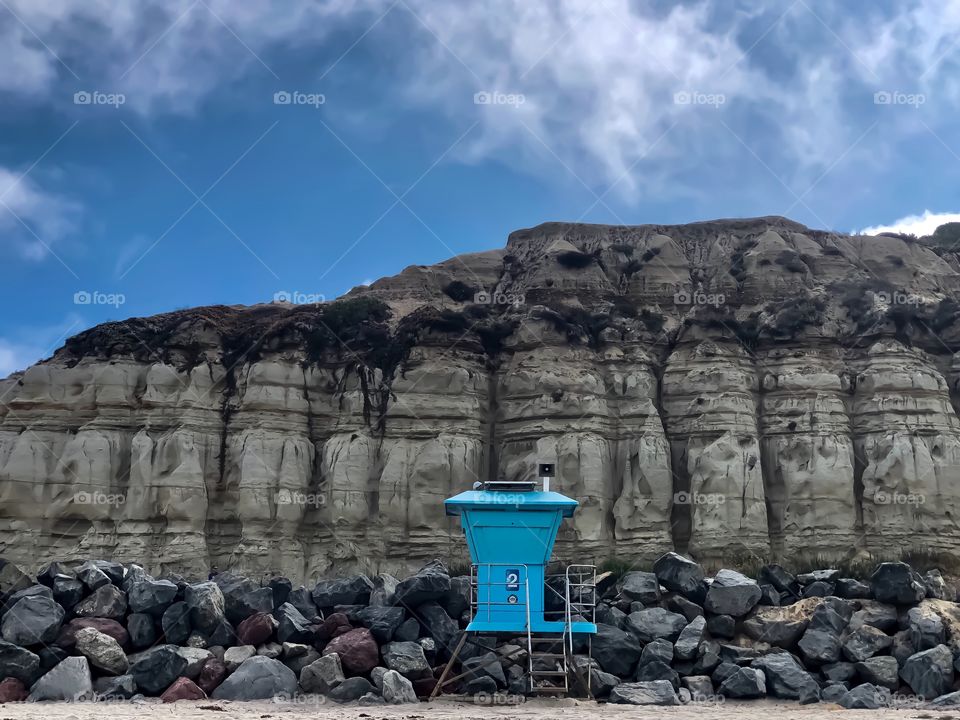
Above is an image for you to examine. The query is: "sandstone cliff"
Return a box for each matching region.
[3,216,960,581]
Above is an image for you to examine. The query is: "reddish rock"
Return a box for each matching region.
[55,617,129,648]
[315,612,352,643]
[0,678,28,702]
[197,658,227,695]
[322,627,379,675]
[236,612,276,646]
[161,677,207,702]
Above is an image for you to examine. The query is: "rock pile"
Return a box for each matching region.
[2,553,960,708]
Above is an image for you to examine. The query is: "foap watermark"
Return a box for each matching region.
[75,491,126,507]
[477,491,527,506]
[674,290,725,307]
[74,90,126,108]
[674,491,726,506]
[876,290,921,306]
[875,490,925,506]
[474,91,525,107]
[874,90,925,108]
[674,90,725,108]
[275,490,326,508]
[473,691,526,706]
[474,289,525,306]
[273,90,325,108]
[74,290,126,308]
[273,290,326,304]
[687,692,726,706]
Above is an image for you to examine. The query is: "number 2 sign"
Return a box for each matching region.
[505,568,520,591]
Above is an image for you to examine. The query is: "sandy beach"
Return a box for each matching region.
[0,698,944,720]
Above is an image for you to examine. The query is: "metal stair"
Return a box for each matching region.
[527,634,568,695]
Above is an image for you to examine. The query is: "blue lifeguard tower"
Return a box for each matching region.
[434,464,597,697]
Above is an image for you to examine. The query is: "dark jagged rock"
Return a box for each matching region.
[413,602,458,657]
[197,657,227,695]
[212,656,298,700]
[592,623,641,677]
[706,614,736,639]
[161,600,191,644]
[907,604,945,650]
[854,656,899,690]
[127,578,178,617]
[674,616,705,660]
[268,576,292,607]
[619,571,661,604]
[664,594,703,621]
[287,586,319,622]
[839,682,890,709]
[608,679,679,705]
[129,645,189,695]
[357,606,405,643]
[835,578,872,599]
[184,581,226,633]
[900,644,954,699]
[0,595,64,645]
[635,659,679,689]
[653,553,706,601]
[0,640,40,685]
[625,607,687,643]
[275,602,313,643]
[94,674,137,699]
[312,575,374,608]
[76,561,112,592]
[393,560,451,608]
[718,666,766,698]
[393,617,420,642]
[759,565,800,598]
[705,570,761,617]
[871,562,926,605]
[328,675,375,702]
[51,575,84,609]
[843,625,893,661]
[74,584,127,621]
[126,613,157,648]
[214,572,274,623]
[753,652,819,700]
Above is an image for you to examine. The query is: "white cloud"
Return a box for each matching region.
[860,210,960,237]
[0,167,81,259]
[2,0,960,196]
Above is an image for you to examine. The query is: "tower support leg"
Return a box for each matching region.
[429,631,469,701]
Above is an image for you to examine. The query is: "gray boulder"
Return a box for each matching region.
[930,690,960,706]
[635,659,679,689]
[718,666,766,698]
[74,584,127,621]
[129,645,188,695]
[822,661,856,682]
[383,640,432,679]
[619,572,661,604]
[592,623,641,677]
[185,581,226,633]
[704,569,761,617]
[855,656,900,690]
[674,616,705,660]
[625,607,687,643]
[640,637,673,665]
[51,576,84,609]
[300,653,345,694]
[76,561,111,592]
[706,614,736,639]
[654,552,706,600]
[28,656,94,701]
[0,639,40,685]
[1,595,64,645]
[843,625,893,662]
[900,644,954,700]
[74,626,128,676]
[759,564,801,597]
[214,572,274,623]
[357,606,405,643]
[839,682,891,709]
[127,612,157,648]
[287,587,319,622]
[93,674,137,699]
[275,602,313,644]
[907,604,945,651]
[212,655,297,700]
[394,617,420,642]
[835,578,872,599]
[328,675,375,702]
[608,679,679,705]
[161,601,191,644]
[414,602,458,657]
[312,575,374,608]
[752,652,819,700]
[381,669,418,704]
[369,573,399,607]
[848,600,898,632]
[223,644,256,671]
[798,628,841,664]
[393,560,450,608]
[871,562,925,605]
[127,578,178,617]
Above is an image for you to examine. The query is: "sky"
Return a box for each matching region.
[1,0,960,376]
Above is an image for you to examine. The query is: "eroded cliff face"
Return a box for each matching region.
[3,216,960,580]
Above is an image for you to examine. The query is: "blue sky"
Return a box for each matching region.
[1,0,960,375]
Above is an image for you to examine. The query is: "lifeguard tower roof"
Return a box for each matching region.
[444,489,578,515]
